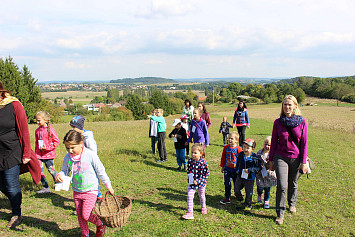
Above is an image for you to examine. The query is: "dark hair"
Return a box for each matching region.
[184,99,192,108]
[0,81,11,99]
[63,130,83,144]
[198,102,208,114]
[238,100,247,109]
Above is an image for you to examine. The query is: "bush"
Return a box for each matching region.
[246,97,259,103]
[342,94,355,103]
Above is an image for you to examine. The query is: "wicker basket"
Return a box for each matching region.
[94,192,132,228]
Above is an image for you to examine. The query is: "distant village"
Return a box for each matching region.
[38,82,149,92]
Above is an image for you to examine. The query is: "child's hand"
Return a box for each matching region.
[107,187,114,195]
[221,167,224,173]
[40,145,46,151]
[184,142,188,146]
[55,174,63,183]
[268,161,275,171]
[193,180,197,185]
[147,115,151,119]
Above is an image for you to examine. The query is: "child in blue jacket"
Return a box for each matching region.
[235,138,261,212]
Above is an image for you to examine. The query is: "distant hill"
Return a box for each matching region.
[110,77,176,84]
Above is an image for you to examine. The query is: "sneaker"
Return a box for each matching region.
[219,198,231,205]
[6,215,23,228]
[257,195,262,204]
[275,217,284,225]
[182,212,194,220]
[201,207,207,215]
[95,224,106,237]
[163,158,168,162]
[244,206,252,213]
[264,201,270,209]
[73,210,77,215]
[37,187,50,194]
[156,159,163,163]
[289,206,296,213]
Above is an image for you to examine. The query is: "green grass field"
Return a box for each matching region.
[0,103,354,236]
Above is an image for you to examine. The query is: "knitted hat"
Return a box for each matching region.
[244,138,256,148]
[70,115,85,130]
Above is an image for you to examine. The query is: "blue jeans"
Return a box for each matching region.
[257,186,271,202]
[0,165,22,216]
[176,149,186,167]
[150,136,158,154]
[223,169,237,199]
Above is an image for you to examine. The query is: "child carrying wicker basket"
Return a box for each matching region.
[55,130,114,237]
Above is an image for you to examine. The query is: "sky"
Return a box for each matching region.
[1,0,355,82]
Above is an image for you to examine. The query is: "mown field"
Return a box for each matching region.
[0,101,354,236]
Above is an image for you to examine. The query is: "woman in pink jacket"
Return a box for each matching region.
[35,111,60,193]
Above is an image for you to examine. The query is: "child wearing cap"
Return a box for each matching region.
[70,115,102,202]
[235,138,262,212]
[168,119,188,170]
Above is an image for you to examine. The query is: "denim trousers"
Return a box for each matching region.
[150,136,158,154]
[223,169,237,199]
[176,149,186,167]
[0,164,22,216]
[257,186,271,202]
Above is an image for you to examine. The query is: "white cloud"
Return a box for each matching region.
[65,61,91,69]
[145,59,164,65]
[137,0,201,18]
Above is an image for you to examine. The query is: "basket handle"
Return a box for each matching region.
[105,191,120,213]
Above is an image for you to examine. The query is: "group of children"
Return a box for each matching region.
[34,111,111,237]
[32,107,274,234]
[158,111,276,218]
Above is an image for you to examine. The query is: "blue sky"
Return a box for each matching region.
[1,0,354,82]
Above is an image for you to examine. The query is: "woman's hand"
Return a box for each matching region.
[268,161,275,171]
[299,163,308,174]
[22,158,31,164]
[55,174,63,183]
[221,167,224,173]
[193,180,197,185]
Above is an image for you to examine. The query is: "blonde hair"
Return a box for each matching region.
[193,108,201,115]
[229,131,239,140]
[157,108,163,114]
[264,136,271,144]
[36,111,53,143]
[280,95,302,116]
[191,144,205,156]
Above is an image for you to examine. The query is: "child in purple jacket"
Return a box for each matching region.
[185,108,209,149]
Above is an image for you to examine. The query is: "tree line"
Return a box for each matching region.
[1,56,354,124]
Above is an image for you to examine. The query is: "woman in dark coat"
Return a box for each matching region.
[0,81,41,228]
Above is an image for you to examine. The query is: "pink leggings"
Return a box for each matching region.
[74,191,103,236]
[187,185,206,213]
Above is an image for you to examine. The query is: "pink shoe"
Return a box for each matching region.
[182,212,194,220]
[201,207,207,215]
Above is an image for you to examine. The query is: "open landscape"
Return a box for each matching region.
[0,100,354,236]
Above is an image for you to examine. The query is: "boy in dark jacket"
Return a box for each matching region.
[235,138,261,212]
[219,116,233,146]
[169,119,187,170]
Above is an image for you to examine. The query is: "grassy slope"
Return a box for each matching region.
[0,103,354,236]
